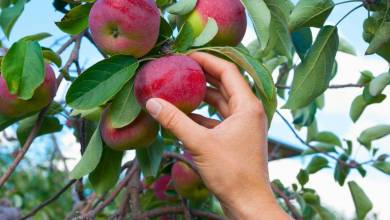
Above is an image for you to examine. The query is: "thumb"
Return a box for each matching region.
[146,98,207,145]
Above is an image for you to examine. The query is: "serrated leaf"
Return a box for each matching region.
[306,156,328,174]
[284,26,339,110]
[297,169,309,186]
[89,145,123,195]
[369,72,390,96]
[16,115,63,145]
[198,47,277,122]
[192,18,218,47]
[358,124,390,150]
[109,80,141,128]
[0,0,25,38]
[348,181,373,220]
[136,137,165,177]
[312,131,342,147]
[174,22,195,52]
[289,0,334,31]
[366,22,390,55]
[42,47,62,67]
[167,0,196,15]
[338,37,357,55]
[66,55,139,110]
[373,161,390,174]
[241,0,271,50]
[20,32,52,42]
[55,3,92,35]
[1,40,44,100]
[292,27,313,60]
[70,128,103,179]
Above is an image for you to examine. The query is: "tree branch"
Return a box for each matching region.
[19,180,76,220]
[129,166,142,220]
[271,184,302,220]
[142,206,226,220]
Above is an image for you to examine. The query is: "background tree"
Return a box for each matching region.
[0,0,389,219]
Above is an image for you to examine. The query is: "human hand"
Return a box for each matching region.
[145,52,290,219]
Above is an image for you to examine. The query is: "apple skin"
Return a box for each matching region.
[171,153,209,202]
[134,55,206,113]
[0,64,57,118]
[100,108,159,151]
[185,0,247,46]
[152,175,177,201]
[89,0,160,57]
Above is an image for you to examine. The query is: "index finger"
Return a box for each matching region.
[189,52,253,99]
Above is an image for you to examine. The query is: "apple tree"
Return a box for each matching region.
[0,0,389,219]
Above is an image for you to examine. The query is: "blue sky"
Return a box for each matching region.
[1,0,390,219]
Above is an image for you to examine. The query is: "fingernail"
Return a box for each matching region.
[146,99,162,117]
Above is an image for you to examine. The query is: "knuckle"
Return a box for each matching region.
[250,101,266,117]
[163,111,180,130]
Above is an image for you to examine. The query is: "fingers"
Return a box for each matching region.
[204,87,230,118]
[146,98,208,148]
[206,74,229,100]
[190,114,220,128]
[189,52,253,99]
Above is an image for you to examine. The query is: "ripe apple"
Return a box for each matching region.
[152,175,177,201]
[134,55,206,113]
[89,0,160,57]
[0,64,56,118]
[100,108,159,151]
[171,153,209,202]
[184,0,247,46]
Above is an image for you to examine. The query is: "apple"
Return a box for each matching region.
[152,175,177,201]
[171,153,209,202]
[100,108,159,151]
[0,64,56,118]
[134,55,206,113]
[89,0,160,57]
[184,0,247,46]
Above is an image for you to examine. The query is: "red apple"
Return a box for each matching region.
[100,108,159,151]
[0,64,56,118]
[171,153,209,202]
[89,0,160,57]
[184,0,247,46]
[134,55,206,113]
[152,175,177,201]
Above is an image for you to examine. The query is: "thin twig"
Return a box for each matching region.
[129,166,142,220]
[19,180,76,220]
[271,184,302,220]
[80,162,138,219]
[163,152,200,176]
[275,83,363,89]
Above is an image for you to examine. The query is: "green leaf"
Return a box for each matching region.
[358,124,390,150]
[0,0,26,38]
[334,155,350,186]
[55,3,92,35]
[42,47,62,68]
[136,137,165,177]
[302,142,335,155]
[284,26,339,110]
[0,114,24,132]
[198,47,277,122]
[173,22,195,52]
[369,72,390,97]
[1,40,44,100]
[289,0,334,31]
[89,145,123,195]
[16,115,63,145]
[20,32,52,42]
[166,0,197,15]
[373,161,390,174]
[109,80,141,128]
[292,27,313,60]
[312,131,342,147]
[312,205,337,220]
[358,70,375,85]
[306,156,329,174]
[366,22,390,55]
[70,128,103,179]
[348,181,373,220]
[350,94,385,123]
[264,0,293,60]
[264,56,288,73]
[297,169,309,186]
[192,18,218,47]
[338,37,357,55]
[66,55,139,110]
[306,119,318,142]
[303,192,320,205]
[241,0,271,50]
